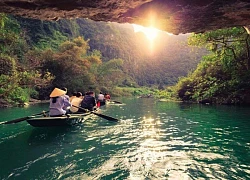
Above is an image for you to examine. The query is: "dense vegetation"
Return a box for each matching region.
[2,12,250,106]
[15,16,203,86]
[0,14,53,105]
[0,13,203,105]
[1,12,250,106]
[174,27,250,105]
[0,14,126,105]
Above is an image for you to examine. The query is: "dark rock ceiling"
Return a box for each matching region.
[1,0,250,34]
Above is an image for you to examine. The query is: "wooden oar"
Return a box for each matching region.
[0,111,49,125]
[72,105,119,122]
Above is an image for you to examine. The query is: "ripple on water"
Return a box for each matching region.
[1,100,250,180]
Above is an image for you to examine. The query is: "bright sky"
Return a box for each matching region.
[132,24,159,41]
[132,24,173,41]
[132,24,173,54]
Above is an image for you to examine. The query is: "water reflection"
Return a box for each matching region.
[0,99,250,179]
[79,100,250,179]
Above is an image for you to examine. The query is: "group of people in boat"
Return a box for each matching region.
[49,87,111,117]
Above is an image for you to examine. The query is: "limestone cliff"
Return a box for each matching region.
[1,0,250,34]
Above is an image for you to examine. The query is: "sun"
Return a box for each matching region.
[132,24,159,41]
[144,27,158,41]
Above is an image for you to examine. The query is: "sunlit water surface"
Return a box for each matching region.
[0,98,250,180]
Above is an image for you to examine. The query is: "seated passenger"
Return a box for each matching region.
[70,92,83,113]
[49,88,71,117]
[97,92,105,101]
[69,92,77,102]
[62,87,70,110]
[104,93,111,101]
[97,92,105,107]
[79,91,96,111]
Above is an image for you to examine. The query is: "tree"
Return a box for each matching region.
[96,58,125,89]
[188,27,250,70]
[0,14,53,103]
[174,27,250,104]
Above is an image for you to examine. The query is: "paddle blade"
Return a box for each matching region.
[92,112,119,122]
[112,100,123,104]
[72,105,119,122]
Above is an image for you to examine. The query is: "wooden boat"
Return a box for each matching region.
[97,100,106,107]
[1,107,118,126]
[100,101,106,106]
[26,112,93,127]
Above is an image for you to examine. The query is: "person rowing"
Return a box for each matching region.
[49,88,71,117]
[69,92,83,113]
[79,91,97,112]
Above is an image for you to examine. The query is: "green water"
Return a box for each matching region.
[0,98,250,179]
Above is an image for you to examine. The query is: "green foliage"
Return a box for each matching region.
[96,58,126,91]
[0,14,28,58]
[36,30,68,50]
[97,58,123,77]
[188,27,249,70]
[114,87,154,97]
[29,88,39,99]
[154,87,176,99]
[121,77,138,87]
[8,87,29,103]
[0,74,11,95]
[0,15,54,105]
[14,16,203,87]
[41,37,116,95]
[0,13,208,104]
[175,27,250,104]
[175,76,194,101]
[0,55,16,75]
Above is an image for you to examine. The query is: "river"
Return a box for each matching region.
[0,98,249,179]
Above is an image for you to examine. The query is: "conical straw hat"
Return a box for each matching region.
[50,88,66,97]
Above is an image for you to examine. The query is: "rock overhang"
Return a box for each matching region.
[1,0,250,34]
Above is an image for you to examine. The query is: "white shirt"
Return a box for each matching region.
[70,97,83,113]
[97,94,105,101]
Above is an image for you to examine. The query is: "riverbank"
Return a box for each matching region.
[0,98,49,108]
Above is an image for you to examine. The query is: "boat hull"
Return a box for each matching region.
[100,101,106,106]
[26,113,92,127]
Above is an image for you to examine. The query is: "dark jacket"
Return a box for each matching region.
[80,95,96,111]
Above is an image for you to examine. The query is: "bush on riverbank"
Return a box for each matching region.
[173,27,250,105]
[113,87,155,97]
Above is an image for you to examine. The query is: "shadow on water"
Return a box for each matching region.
[0,126,82,179]
[27,127,72,144]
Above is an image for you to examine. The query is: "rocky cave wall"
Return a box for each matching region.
[1,0,250,34]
